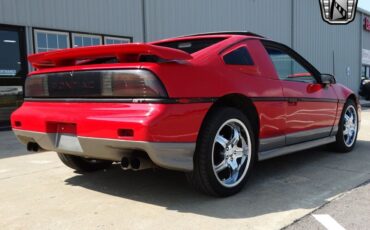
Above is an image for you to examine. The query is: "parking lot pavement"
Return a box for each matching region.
[0,130,34,159]
[0,109,369,230]
[285,181,370,230]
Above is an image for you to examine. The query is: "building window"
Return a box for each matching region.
[72,33,102,47]
[104,36,130,45]
[34,29,69,53]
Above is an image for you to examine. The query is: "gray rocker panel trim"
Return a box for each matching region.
[286,126,334,145]
[259,126,337,152]
[13,129,195,172]
[258,136,336,161]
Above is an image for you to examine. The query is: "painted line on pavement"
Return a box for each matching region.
[313,214,345,230]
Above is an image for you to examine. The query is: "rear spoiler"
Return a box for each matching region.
[28,43,193,69]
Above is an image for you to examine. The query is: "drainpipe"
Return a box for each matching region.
[291,0,295,49]
[141,0,147,42]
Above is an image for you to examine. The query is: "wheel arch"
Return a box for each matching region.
[347,93,358,106]
[197,94,260,150]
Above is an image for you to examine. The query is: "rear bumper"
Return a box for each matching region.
[11,101,211,142]
[13,129,195,171]
[11,101,213,171]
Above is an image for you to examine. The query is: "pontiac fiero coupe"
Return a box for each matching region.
[12,32,360,196]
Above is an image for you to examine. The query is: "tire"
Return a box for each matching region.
[331,99,359,153]
[57,153,113,173]
[187,107,256,197]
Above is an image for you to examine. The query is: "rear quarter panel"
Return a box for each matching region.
[149,39,287,139]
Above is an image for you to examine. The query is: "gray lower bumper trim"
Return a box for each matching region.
[13,129,195,172]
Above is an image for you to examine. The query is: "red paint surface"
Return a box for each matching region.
[12,34,356,143]
[12,102,211,142]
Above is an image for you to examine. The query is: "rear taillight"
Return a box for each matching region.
[25,70,168,98]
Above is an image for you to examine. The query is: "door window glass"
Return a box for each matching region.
[266,48,316,83]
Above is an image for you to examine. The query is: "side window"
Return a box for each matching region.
[223,47,254,66]
[265,48,316,83]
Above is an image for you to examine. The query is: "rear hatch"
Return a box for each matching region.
[26,43,194,100]
[25,38,227,100]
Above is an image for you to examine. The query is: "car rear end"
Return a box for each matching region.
[11,41,222,171]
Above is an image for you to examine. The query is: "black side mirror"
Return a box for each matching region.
[320,74,336,85]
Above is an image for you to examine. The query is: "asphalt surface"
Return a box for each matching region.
[0,109,369,230]
[285,181,370,230]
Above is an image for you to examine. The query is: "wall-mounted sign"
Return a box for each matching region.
[363,49,370,66]
[364,17,370,32]
[0,69,17,76]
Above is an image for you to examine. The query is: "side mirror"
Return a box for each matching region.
[320,74,336,85]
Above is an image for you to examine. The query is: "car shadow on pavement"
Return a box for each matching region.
[0,131,35,159]
[64,139,370,219]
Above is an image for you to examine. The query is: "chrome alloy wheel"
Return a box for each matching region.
[212,119,252,188]
[343,105,358,148]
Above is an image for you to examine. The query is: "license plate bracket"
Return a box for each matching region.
[52,123,83,153]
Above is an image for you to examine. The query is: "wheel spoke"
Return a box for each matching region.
[228,159,238,171]
[214,160,228,173]
[238,156,247,170]
[344,114,350,122]
[343,128,349,135]
[230,125,241,145]
[224,160,240,184]
[215,135,228,149]
[235,148,248,159]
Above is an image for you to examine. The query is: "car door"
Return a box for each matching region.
[262,41,338,145]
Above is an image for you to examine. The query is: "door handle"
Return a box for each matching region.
[287,98,298,105]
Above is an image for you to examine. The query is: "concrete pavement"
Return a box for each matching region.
[0,109,369,230]
[285,181,370,230]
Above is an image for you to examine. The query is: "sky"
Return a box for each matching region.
[359,0,370,12]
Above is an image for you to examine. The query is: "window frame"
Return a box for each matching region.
[34,29,70,53]
[104,36,131,45]
[262,40,321,84]
[33,27,133,53]
[72,33,102,48]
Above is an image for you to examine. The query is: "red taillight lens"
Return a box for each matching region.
[25,75,49,97]
[110,70,167,98]
[25,70,168,98]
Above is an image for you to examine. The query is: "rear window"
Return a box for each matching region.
[156,38,225,54]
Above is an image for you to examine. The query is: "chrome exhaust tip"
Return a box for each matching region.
[120,157,131,170]
[130,157,153,171]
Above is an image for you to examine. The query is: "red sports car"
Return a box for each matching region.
[11,32,360,196]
